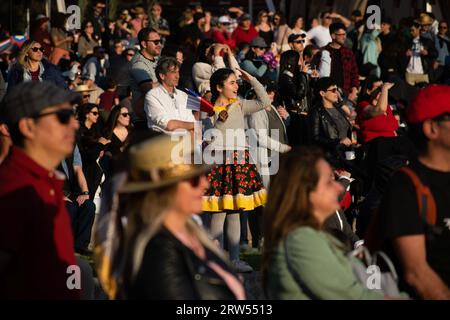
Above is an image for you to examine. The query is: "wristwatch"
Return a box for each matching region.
[80,191,89,196]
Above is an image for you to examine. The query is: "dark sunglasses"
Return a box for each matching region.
[31,47,44,53]
[186,175,204,188]
[127,53,135,57]
[83,94,90,98]
[439,26,448,29]
[146,39,161,45]
[327,88,338,93]
[254,46,267,50]
[293,40,306,44]
[121,112,129,117]
[90,111,99,116]
[324,16,332,19]
[32,108,75,124]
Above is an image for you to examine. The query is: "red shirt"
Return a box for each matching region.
[357,101,399,144]
[212,30,236,50]
[0,147,79,299]
[99,90,119,111]
[30,68,40,81]
[232,25,259,47]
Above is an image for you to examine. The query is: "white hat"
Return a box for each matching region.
[218,15,231,24]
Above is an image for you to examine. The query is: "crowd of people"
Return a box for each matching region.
[0,1,449,300]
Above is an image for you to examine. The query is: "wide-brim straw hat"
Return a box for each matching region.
[73,84,96,93]
[119,135,213,193]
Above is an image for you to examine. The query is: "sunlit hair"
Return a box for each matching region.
[121,184,228,293]
[17,40,41,70]
[261,147,324,290]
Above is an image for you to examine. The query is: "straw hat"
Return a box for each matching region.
[119,135,212,193]
[419,13,434,26]
[73,84,95,93]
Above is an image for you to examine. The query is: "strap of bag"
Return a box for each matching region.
[372,251,399,282]
[283,237,320,300]
[399,167,437,226]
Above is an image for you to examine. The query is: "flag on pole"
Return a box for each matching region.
[185,88,215,116]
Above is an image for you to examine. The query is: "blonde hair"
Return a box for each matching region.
[17,40,40,70]
[122,182,228,290]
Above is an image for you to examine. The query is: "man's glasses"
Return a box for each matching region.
[32,108,75,125]
[31,47,44,53]
[293,40,306,44]
[83,94,90,99]
[146,39,161,45]
[121,112,130,117]
[327,88,338,93]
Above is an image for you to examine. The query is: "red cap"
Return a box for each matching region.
[407,85,450,124]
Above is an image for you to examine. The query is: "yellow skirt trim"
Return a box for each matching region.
[202,189,267,212]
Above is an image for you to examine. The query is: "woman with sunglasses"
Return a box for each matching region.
[255,10,274,46]
[7,40,67,92]
[77,20,100,59]
[240,37,277,83]
[115,135,245,300]
[102,106,132,175]
[309,77,355,168]
[77,103,109,200]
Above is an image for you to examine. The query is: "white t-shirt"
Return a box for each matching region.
[407,37,425,74]
[307,25,332,48]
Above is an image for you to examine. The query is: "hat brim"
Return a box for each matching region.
[118,163,214,194]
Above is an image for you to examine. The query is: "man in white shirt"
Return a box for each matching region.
[307,11,333,48]
[144,56,196,133]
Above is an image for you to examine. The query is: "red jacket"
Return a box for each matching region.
[212,30,236,50]
[0,147,79,299]
[232,25,259,47]
[357,101,399,144]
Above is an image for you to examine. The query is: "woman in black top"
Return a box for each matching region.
[308,77,353,167]
[255,10,274,45]
[77,103,109,199]
[102,105,132,176]
[277,50,311,146]
[118,135,245,300]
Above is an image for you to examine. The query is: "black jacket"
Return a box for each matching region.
[125,228,238,300]
[402,36,438,76]
[308,103,352,150]
[278,70,311,113]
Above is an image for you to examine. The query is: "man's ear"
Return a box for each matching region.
[17,118,36,140]
[319,90,326,98]
[422,120,439,140]
[159,73,165,82]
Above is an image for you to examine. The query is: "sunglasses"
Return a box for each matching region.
[146,39,161,45]
[439,26,448,30]
[83,94,90,99]
[324,16,332,19]
[127,53,135,57]
[327,88,338,93]
[120,112,129,117]
[293,40,305,44]
[31,47,44,53]
[90,111,99,116]
[186,175,203,188]
[32,108,75,125]
[254,46,267,50]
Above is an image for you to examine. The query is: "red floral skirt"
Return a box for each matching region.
[202,150,267,212]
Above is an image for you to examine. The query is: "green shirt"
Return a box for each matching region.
[266,227,384,300]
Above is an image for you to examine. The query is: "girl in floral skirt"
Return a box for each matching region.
[202,68,270,272]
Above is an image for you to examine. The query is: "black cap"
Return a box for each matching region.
[1,81,80,127]
[288,33,307,43]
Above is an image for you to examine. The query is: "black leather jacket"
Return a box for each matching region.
[124,228,238,300]
[308,103,352,156]
[278,70,311,113]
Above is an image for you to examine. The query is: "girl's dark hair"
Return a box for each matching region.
[279,50,300,75]
[103,105,130,140]
[289,15,303,29]
[303,44,319,60]
[274,11,286,26]
[77,103,98,124]
[359,75,381,103]
[210,68,235,104]
[80,20,97,40]
[195,38,215,63]
[52,12,68,30]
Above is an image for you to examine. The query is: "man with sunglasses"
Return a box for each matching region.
[373,85,450,299]
[129,27,162,129]
[306,11,333,48]
[0,81,81,299]
[323,22,360,99]
[288,33,307,54]
[212,16,236,50]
